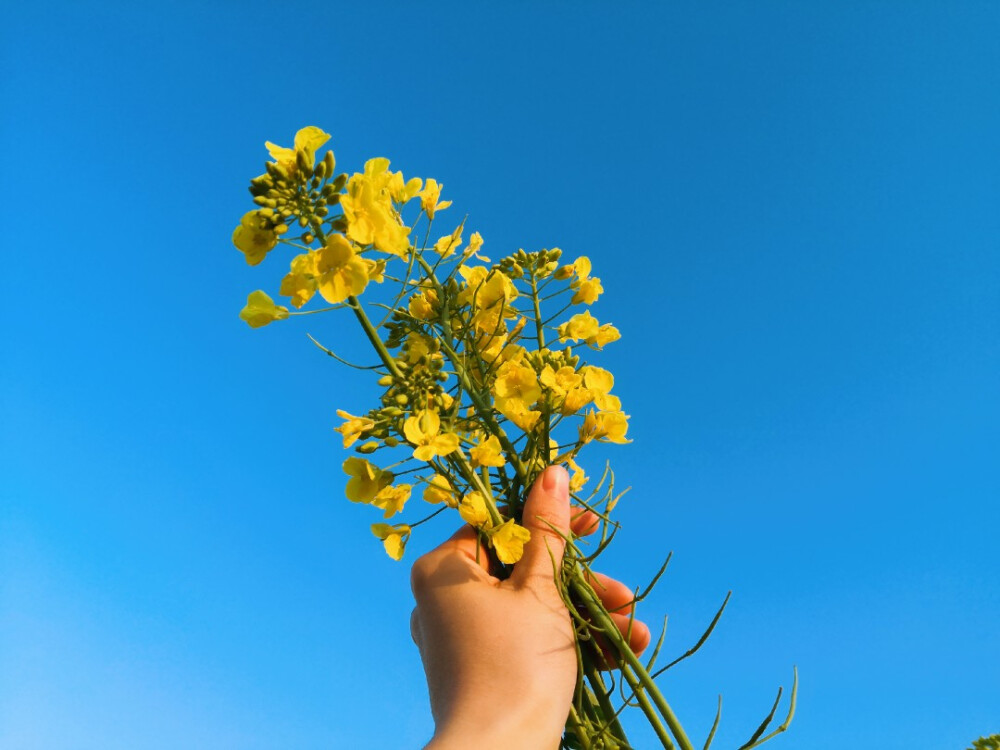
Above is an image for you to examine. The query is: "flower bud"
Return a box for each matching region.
[377,375,394,386]
[356,441,379,454]
[323,150,335,176]
[384,436,399,447]
[295,150,312,176]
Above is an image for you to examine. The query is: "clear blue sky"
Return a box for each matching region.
[2,2,998,748]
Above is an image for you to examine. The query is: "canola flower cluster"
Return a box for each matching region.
[234,126,631,566]
[232,127,796,750]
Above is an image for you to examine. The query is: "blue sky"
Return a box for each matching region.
[2,2,998,748]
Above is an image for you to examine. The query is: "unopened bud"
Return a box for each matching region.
[377,375,394,387]
[323,150,335,176]
[295,150,311,175]
[384,436,399,447]
[356,441,379,454]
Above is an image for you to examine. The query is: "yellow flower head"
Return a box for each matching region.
[492,360,542,405]
[571,277,604,305]
[464,231,489,262]
[335,409,375,447]
[419,178,452,219]
[266,126,331,176]
[579,410,631,445]
[343,457,393,503]
[408,287,439,320]
[388,173,423,203]
[489,519,532,564]
[593,323,621,349]
[458,490,492,529]
[558,311,600,343]
[495,396,542,432]
[433,225,463,258]
[279,251,319,308]
[373,483,412,518]
[469,435,506,468]
[422,473,458,507]
[371,522,410,560]
[316,234,369,303]
[239,290,289,329]
[232,210,278,266]
[581,366,621,410]
[568,458,589,493]
[341,163,412,257]
[403,409,461,462]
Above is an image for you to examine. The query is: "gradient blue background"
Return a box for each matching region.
[2,2,998,748]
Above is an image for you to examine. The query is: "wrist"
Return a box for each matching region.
[425,710,562,750]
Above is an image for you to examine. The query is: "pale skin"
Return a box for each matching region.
[411,465,651,749]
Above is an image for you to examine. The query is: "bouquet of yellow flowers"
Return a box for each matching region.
[233,126,795,749]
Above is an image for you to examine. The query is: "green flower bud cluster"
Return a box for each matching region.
[248,153,346,240]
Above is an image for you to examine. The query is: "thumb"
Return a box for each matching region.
[511,465,570,589]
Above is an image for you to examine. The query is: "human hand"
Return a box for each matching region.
[411,465,651,750]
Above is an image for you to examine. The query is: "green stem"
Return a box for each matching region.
[572,574,694,750]
[530,271,546,349]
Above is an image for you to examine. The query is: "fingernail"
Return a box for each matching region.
[542,465,568,495]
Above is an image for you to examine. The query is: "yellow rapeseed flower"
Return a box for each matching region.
[403,409,461,462]
[335,410,375,447]
[419,178,452,219]
[316,234,369,303]
[422,473,458,507]
[489,519,532,564]
[582,366,621,411]
[388,172,423,203]
[464,231,489,262]
[341,161,412,257]
[371,522,410,560]
[279,252,319,308]
[373,483,412,518]
[343,457,393,503]
[266,126,331,175]
[469,435,506,468]
[568,458,588,493]
[458,491,492,529]
[579,411,631,445]
[593,323,621,349]
[408,287,439,320]
[232,210,278,266]
[433,225,463,257]
[572,277,604,305]
[493,360,542,405]
[558,311,600,343]
[239,290,289,328]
